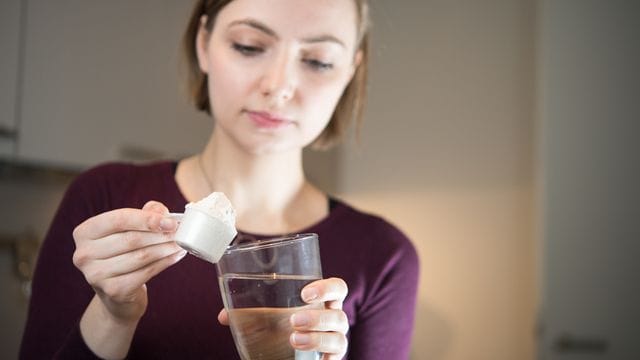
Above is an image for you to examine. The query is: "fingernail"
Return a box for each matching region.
[291,313,310,327]
[291,333,311,345]
[301,287,318,302]
[160,217,175,230]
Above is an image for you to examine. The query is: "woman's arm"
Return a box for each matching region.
[20,176,99,359]
[348,237,420,359]
[19,175,184,359]
[71,201,184,359]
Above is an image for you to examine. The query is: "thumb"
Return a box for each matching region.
[217,309,229,326]
[142,200,170,215]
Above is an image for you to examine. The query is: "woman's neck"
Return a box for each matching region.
[178,130,327,235]
[201,133,306,214]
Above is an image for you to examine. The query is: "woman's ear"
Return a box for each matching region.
[196,15,211,74]
[354,50,363,68]
[348,49,363,79]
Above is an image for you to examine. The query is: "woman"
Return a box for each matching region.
[20,0,419,359]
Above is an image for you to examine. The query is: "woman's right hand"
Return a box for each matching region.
[72,200,187,324]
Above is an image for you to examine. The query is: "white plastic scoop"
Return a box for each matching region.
[170,192,237,263]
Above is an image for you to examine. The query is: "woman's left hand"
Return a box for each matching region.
[289,277,349,359]
[217,277,349,359]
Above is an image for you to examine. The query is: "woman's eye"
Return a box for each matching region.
[232,43,263,56]
[304,59,333,71]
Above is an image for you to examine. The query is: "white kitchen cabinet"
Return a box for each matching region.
[0,0,22,157]
[17,0,211,169]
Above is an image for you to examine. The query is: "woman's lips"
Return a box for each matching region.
[246,111,294,129]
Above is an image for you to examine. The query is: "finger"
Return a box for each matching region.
[290,331,347,356]
[291,309,349,334]
[301,278,348,308]
[142,200,170,215]
[141,201,177,232]
[217,309,229,326]
[75,231,176,262]
[98,249,187,302]
[74,208,176,240]
[83,242,185,282]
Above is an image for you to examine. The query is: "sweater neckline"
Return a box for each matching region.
[165,160,346,239]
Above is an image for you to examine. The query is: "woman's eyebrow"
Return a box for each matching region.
[227,18,346,48]
[302,34,346,48]
[228,18,278,38]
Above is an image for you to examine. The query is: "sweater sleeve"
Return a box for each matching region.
[19,171,104,359]
[347,224,420,360]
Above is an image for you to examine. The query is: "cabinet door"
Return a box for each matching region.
[0,0,22,156]
[539,1,640,359]
[18,0,211,169]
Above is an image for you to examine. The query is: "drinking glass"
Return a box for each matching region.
[216,233,322,360]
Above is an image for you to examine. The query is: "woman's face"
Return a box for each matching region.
[196,0,360,155]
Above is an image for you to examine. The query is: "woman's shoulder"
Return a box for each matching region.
[325,197,417,255]
[321,197,420,295]
[328,197,406,235]
[67,160,178,209]
[77,160,175,182]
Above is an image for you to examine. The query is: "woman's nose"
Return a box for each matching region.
[260,55,296,106]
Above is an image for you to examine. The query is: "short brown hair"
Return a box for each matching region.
[182,0,371,149]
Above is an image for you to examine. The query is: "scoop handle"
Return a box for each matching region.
[168,212,184,222]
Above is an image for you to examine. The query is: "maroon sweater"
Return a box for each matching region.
[19,161,419,359]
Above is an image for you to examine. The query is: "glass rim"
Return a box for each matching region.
[224,233,318,254]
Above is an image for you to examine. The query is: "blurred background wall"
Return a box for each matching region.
[1,0,638,359]
[336,1,536,359]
